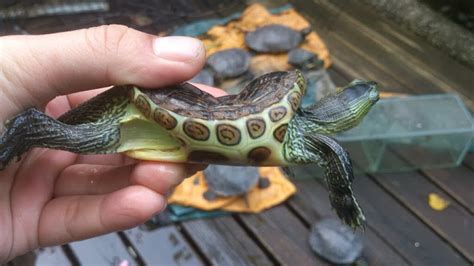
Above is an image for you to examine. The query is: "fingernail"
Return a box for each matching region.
[153,36,203,62]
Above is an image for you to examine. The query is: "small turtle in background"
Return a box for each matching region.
[245,24,311,53]
[203,165,270,201]
[309,218,363,264]
[207,48,251,79]
[189,67,215,86]
[288,48,324,70]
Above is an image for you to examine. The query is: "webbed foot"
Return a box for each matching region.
[0,108,44,169]
[303,133,365,229]
[328,192,365,230]
[0,106,123,170]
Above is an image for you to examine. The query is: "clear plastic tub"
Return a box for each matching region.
[336,94,474,173]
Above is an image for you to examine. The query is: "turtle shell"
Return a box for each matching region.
[207,48,251,79]
[288,48,324,70]
[308,218,363,264]
[245,24,304,53]
[129,70,306,166]
[139,70,302,120]
[189,68,215,86]
[204,165,260,196]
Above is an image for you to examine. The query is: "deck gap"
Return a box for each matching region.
[366,173,471,262]
[175,222,212,265]
[61,244,80,266]
[117,231,145,266]
[386,146,473,215]
[284,202,311,228]
[419,170,473,215]
[361,222,413,264]
[232,214,281,265]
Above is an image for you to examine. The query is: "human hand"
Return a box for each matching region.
[0,25,219,262]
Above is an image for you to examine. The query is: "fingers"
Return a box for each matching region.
[38,185,165,247]
[74,153,135,166]
[55,161,195,196]
[129,162,188,195]
[0,25,205,119]
[54,164,133,196]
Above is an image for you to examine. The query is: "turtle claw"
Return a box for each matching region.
[329,193,366,230]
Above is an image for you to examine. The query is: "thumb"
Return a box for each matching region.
[0,25,205,119]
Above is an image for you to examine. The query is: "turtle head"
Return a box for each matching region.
[298,79,379,134]
[343,79,380,104]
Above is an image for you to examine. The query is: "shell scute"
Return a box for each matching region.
[153,108,177,130]
[274,124,288,143]
[183,120,210,141]
[216,124,241,146]
[269,106,287,122]
[248,147,272,163]
[246,118,266,139]
[135,95,151,118]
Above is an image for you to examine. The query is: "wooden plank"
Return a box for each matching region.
[238,205,326,265]
[289,179,409,265]
[292,0,474,110]
[35,247,72,266]
[353,173,469,265]
[124,226,203,266]
[327,67,351,87]
[181,216,273,265]
[372,171,474,261]
[313,25,409,93]
[423,167,474,214]
[329,0,474,104]
[464,152,474,170]
[68,233,137,265]
[291,0,428,93]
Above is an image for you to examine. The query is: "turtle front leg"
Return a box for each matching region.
[303,134,365,229]
[0,108,121,170]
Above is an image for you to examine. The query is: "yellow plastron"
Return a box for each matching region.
[168,167,296,213]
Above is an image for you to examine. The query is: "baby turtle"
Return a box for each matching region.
[0,70,379,228]
[309,218,363,264]
[288,48,324,70]
[203,165,264,200]
[189,67,215,86]
[245,24,310,53]
[207,48,251,79]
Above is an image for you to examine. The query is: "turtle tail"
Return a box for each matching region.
[303,133,365,229]
[0,87,130,170]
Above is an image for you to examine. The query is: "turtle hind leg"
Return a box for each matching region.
[0,108,121,170]
[304,134,365,229]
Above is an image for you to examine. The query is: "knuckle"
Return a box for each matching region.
[84,24,132,57]
[63,198,81,239]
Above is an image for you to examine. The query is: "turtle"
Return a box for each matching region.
[308,218,363,264]
[189,67,215,86]
[0,70,379,228]
[287,48,324,70]
[206,48,251,79]
[202,165,267,200]
[245,24,311,53]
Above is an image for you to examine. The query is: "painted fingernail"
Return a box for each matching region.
[153,36,203,62]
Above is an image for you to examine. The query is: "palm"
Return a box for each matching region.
[0,95,176,262]
[0,25,208,262]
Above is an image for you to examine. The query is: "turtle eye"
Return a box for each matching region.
[368,83,380,102]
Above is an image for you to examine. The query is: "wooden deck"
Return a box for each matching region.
[3,1,474,265]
